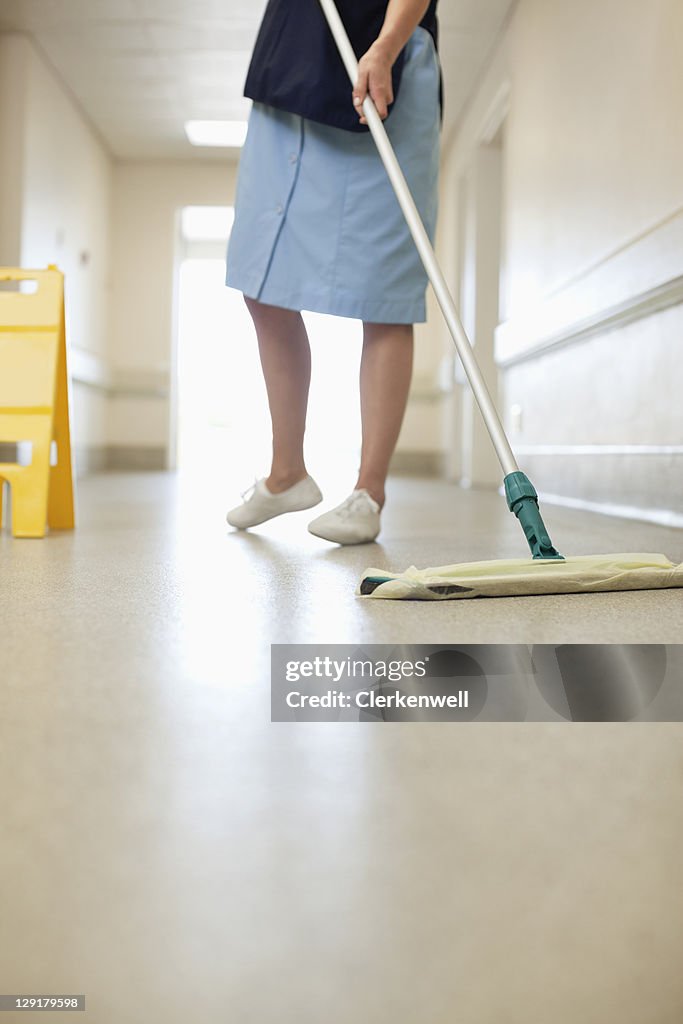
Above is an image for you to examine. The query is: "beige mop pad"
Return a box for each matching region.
[358,553,683,600]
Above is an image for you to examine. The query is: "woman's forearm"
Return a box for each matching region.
[374,0,431,65]
[353,0,431,122]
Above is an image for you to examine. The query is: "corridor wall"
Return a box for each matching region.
[442,0,683,524]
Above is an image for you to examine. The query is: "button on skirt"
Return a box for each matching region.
[226,26,441,324]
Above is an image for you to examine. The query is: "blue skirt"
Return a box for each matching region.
[225,26,441,324]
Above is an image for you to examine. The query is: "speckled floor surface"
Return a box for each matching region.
[0,472,682,1023]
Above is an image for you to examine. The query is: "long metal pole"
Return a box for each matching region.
[318,0,519,477]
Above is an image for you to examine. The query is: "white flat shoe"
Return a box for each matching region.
[227,475,322,529]
[308,489,381,545]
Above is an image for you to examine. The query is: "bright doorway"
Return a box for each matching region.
[174,206,363,504]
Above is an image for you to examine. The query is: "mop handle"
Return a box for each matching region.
[318,0,519,478]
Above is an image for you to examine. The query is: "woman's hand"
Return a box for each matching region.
[353,41,394,124]
[352,0,430,123]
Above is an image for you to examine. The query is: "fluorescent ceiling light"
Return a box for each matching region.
[185,120,248,148]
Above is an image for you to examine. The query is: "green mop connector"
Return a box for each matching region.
[504,472,563,560]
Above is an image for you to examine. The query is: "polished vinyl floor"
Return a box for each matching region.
[1,471,682,1023]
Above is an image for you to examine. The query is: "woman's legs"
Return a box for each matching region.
[242,301,412,509]
[355,322,414,508]
[244,296,311,493]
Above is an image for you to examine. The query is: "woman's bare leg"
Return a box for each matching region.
[356,321,414,508]
[244,296,311,493]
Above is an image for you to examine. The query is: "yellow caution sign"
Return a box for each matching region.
[0,266,75,537]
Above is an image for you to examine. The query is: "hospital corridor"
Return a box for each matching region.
[1,1,682,1022]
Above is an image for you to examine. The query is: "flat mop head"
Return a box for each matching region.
[358,553,683,600]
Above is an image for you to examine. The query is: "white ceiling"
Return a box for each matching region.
[0,0,515,160]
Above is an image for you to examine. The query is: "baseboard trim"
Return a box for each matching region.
[390,450,445,477]
[74,445,167,475]
[2,444,166,477]
[536,491,683,531]
[0,444,441,478]
[74,445,108,476]
[106,446,167,471]
[514,444,683,456]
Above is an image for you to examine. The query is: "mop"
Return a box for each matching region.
[318,0,683,600]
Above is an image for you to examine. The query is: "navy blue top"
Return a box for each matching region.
[244,0,439,133]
